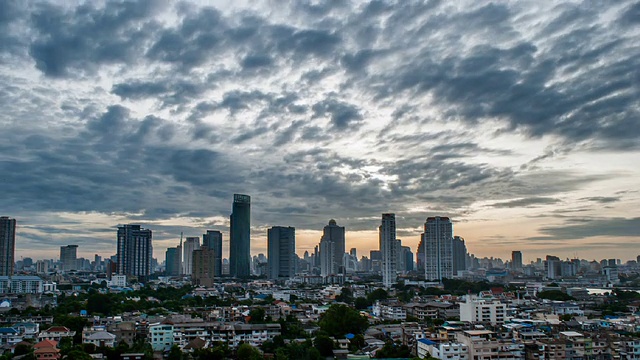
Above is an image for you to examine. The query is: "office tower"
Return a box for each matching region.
[452,236,468,275]
[23,257,33,268]
[511,251,523,270]
[182,237,200,276]
[116,224,153,281]
[416,238,425,270]
[60,245,79,271]
[423,216,453,282]
[203,230,223,277]
[267,226,296,280]
[370,250,382,272]
[0,217,16,276]
[546,255,561,279]
[380,213,398,287]
[230,194,251,278]
[402,246,414,272]
[165,247,181,276]
[319,219,346,276]
[192,248,217,287]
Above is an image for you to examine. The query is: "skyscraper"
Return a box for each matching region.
[116,224,153,281]
[230,194,251,278]
[60,245,78,271]
[165,247,180,276]
[452,236,467,275]
[512,251,523,270]
[401,246,414,272]
[423,216,453,282]
[267,226,296,280]
[379,213,398,287]
[0,217,16,276]
[319,219,346,276]
[182,237,200,276]
[203,230,223,277]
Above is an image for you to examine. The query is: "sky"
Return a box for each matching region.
[1,0,639,263]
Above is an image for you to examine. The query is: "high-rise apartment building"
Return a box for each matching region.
[192,248,217,287]
[60,245,78,271]
[116,224,153,281]
[401,246,414,272]
[452,236,467,275]
[319,219,345,276]
[230,194,251,278]
[165,247,181,276]
[511,251,523,270]
[416,238,425,271]
[380,213,398,287]
[202,230,223,277]
[0,217,15,276]
[423,216,453,282]
[267,226,296,280]
[182,237,200,276]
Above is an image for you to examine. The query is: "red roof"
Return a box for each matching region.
[44,326,71,333]
[34,339,58,349]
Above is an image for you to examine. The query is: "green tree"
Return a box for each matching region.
[13,343,33,356]
[249,307,266,324]
[318,304,369,337]
[367,288,388,303]
[314,335,335,357]
[537,290,575,301]
[336,288,353,303]
[66,349,94,360]
[354,297,369,310]
[237,343,262,360]
[167,345,183,360]
[87,293,113,315]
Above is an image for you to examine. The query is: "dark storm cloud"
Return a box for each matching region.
[29,0,164,77]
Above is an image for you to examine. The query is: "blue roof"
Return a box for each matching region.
[418,339,437,345]
[0,328,18,334]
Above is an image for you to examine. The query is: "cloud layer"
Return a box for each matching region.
[1,0,639,261]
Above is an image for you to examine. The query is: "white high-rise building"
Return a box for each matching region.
[423,216,453,281]
[380,213,398,287]
[182,237,200,276]
[319,219,345,276]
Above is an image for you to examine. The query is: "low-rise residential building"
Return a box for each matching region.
[38,326,76,342]
[372,301,407,321]
[0,276,44,294]
[459,295,507,326]
[417,339,469,360]
[148,323,173,352]
[83,330,117,348]
[34,339,61,360]
[456,330,525,360]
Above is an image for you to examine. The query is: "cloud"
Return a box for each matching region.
[29,0,164,77]
[529,217,640,241]
[580,196,620,204]
[490,197,561,208]
[312,98,363,130]
[1,0,639,259]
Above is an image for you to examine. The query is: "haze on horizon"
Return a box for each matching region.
[1,0,639,263]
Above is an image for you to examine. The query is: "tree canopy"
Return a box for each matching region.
[318,304,369,337]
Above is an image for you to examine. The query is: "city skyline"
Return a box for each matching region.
[1,1,639,262]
